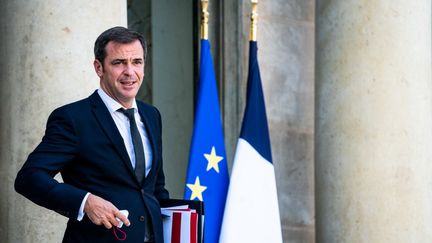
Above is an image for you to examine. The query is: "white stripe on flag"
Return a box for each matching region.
[219,138,282,243]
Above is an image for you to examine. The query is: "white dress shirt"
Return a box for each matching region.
[97,88,153,173]
[77,88,153,221]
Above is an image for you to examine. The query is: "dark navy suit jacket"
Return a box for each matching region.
[15,91,169,243]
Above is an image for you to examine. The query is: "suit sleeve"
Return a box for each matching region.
[153,107,170,200]
[14,107,87,219]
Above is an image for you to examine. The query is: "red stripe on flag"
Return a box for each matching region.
[190,212,198,243]
[172,212,182,243]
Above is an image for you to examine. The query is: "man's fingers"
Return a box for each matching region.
[107,214,120,228]
[87,213,113,229]
[102,219,113,229]
[115,211,130,227]
[84,194,126,228]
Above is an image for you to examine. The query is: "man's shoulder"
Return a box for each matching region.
[51,91,98,115]
[136,100,162,127]
[136,100,160,115]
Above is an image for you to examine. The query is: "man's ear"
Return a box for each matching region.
[93,59,103,77]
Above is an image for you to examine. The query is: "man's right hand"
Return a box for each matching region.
[84,194,130,229]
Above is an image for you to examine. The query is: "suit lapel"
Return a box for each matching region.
[89,92,137,180]
[137,103,157,180]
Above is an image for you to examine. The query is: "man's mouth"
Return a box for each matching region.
[120,80,136,86]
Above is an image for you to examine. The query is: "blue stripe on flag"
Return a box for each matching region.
[240,41,273,163]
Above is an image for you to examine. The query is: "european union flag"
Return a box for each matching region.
[184,39,229,243]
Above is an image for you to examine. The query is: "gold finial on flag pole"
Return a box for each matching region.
[250,0,258,41]
[201,0,209,40]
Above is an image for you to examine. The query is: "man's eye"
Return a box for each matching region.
[112,60,127,65]
[133,60,143,65]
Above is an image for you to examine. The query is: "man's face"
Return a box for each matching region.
[94,40,144,108]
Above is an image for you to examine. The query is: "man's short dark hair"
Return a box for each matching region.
[94,26,147,64]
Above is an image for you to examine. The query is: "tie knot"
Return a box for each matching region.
[119,108,135,120]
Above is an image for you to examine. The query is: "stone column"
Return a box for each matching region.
[316,1,432,242]
[151,0,193,198]
[0,1,126,242]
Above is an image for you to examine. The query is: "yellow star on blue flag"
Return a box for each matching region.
[186,176,207,201]
[204,146,224,173]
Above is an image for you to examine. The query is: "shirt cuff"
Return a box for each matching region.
[77,192,90,221]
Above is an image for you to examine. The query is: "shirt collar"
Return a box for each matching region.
[97,88,138,114]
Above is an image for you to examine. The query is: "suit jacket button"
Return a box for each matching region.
[139,216,145,222]
[141,189,145,194]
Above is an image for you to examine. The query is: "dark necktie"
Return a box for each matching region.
[119,108,146,184]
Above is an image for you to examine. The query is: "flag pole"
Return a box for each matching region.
[250,0,258,41]
[201,0,209,40]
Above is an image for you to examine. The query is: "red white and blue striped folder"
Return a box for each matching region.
[160,199,204,243]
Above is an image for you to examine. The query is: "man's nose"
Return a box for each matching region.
[123,63,134,75]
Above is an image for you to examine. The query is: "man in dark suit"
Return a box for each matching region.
[15,26,169,243]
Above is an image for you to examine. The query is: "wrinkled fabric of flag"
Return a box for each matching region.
[219,41,283,243]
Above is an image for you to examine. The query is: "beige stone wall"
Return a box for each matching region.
[316,1,432,242]
[0,1,127,242]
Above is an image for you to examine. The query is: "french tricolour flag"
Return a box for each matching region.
[219,41,283,243]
